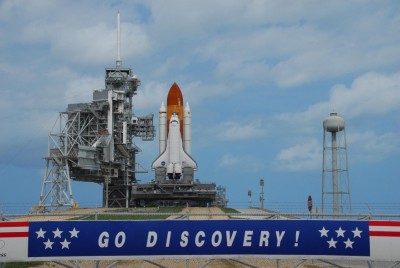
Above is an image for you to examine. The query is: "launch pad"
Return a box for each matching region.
[38,13,226,210]
[131,180,220,207]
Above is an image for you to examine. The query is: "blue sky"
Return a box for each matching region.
[0,1,399,214]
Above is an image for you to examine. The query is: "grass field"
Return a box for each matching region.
[77,206,184,220]
[221,207,239,213]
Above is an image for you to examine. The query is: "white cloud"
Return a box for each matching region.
[0,0,58,22]
[1,2,150,66]
[272,128,400,174]
[0,109,56,149]
[348,131,400,163]
[272,71,400,171]
[277,71,400,125]
[184,81,247,107]
[273,139,321,172]
[135,81,170,111]
[214,120,267,141]
[219,153,264,171]
[64,76,104,105]
[47,22,150,66]
[150,56,190,78]
[219,154,238,167]
[182,2,400,88]
[329,72,400,117]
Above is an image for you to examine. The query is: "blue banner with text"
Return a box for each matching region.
[28,220,370,258]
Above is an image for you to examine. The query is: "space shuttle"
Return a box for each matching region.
[152,83,197,180]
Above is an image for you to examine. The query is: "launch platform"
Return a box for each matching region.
[131,180,220,207]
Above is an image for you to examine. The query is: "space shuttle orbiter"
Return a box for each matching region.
[151,83,197,180]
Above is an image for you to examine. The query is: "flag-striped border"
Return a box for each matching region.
[0,222,29,238]
[369,221,400,237]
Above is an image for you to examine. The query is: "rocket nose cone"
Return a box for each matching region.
[160,101,166,112]
[184,102,190,112]
[169,82,181,93]
[167,82,183,106]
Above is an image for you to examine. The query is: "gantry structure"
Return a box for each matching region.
[39,67,155,209]
[39,13,155,209]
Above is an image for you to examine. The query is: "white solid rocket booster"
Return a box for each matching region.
[159,102,167,154]
[183,102,191,155]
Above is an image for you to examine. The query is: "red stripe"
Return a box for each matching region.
[369,221,400,227]
[370,231,400,237]
[0,222,29,228]
[0,232,29,238]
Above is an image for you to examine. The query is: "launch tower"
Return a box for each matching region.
[38,13,155,209]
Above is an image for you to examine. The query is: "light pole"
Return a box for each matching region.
[260,179,264,210]
[248,190,252,208]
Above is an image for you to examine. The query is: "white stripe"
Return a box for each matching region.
[369,226,400,232]
[0,227,29,233]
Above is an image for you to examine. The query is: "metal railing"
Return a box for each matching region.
[2,211,400,221]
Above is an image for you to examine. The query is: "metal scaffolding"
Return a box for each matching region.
[39,66,155,210]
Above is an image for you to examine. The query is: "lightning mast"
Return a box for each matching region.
[116,11,122,68]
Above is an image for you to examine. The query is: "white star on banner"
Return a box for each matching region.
[319,225,363,249]
[69,227,80,238]
[44,239,54,249]
[53,228,63,239]
[319,227,329,237]
[327,238,337,248]
[60,238,71,249]
[36,228,46,239]
[344,238,354,248]
[352,227,362,238]
[335,227,346,238]
[36,227,81,250]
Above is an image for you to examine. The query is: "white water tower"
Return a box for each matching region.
[322,112,352,216]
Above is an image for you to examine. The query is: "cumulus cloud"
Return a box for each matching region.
[272,71,400,171]
[135,81,170,111]
[272,130,400,172]
[347,131,400,163]
[277,71,400,125]
[329,72,400,117]
[219,153,264,171]
[64,76,104,105]
[0,109,56,150]
[1,1,150,66]
[50,22,150,65]
[214,120,267,141]
[183,2,400,88]
[273,139,321,172]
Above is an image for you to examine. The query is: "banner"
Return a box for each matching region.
[1,220,400,262]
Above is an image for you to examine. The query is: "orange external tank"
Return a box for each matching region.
[166,82,184,137]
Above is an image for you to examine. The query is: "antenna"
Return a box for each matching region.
[116,11,122,68]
